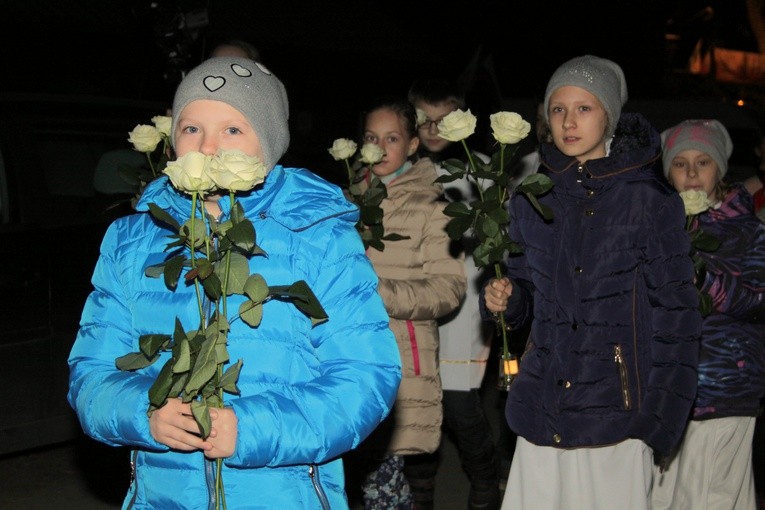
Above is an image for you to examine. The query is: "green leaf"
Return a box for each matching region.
[443,201,471,218]
[479,215,500,238]
[163,254,186,291]
[139,333,172,358]
[487,206,510,225]
[446,216,473,241]
[190,400,212,439]
[483,184,502,203]
[173,317,187,342]
[148,360,176,409]
[201,271,222,301]
[698,291,713,317]
[115,351,158,371]
[180,219,207,248]
[243,273,269,302]
[239,300,264,327]
[381,233,410,241]
[434,173,465,184]
[360,204,384,225]
[364,183,387,206]
[473,243,491,267]
[441,158,467,176]
[517,173,554,195]
[217,252,250,295]
[162,234,187,251]
[145,263,165,279]
[693,230,721,252]
[226,218,257,254]
[231,201,246,224]
[148,203,181,231]
[280,280,329,326]
[185,258,213,280]
[220,359,243,395]
[184,336,218,395]
[523,192,554,221]
[172,338,191,373]
[366,238,385,252]
[168,372,188,400]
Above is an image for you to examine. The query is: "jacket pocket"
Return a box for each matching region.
[614,344,632,410]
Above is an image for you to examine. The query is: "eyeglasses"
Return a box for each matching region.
[418,117,445,131]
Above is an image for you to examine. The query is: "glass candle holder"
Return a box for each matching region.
[496,353,519,392]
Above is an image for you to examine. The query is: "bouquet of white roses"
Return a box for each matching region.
[116,140,327,509]
[678,189,721,316]
[430,108,554,388]
[123,116,174,207]
[327,138,407,251]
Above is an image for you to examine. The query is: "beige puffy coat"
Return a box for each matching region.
[362,157,466,455]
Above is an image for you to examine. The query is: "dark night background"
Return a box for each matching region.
[1,0,762,176]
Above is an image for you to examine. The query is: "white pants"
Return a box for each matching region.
[501,436,653,510]
[651,416,757,510]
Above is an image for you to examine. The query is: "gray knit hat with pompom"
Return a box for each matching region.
[171,57,289,171]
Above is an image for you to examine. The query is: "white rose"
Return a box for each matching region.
[679,189,713,216]
[209,149,268,191]
[152,115,172,137]
[128,124,163,153]
[437,109,477,142]
[163,151,216,194]
[415,108,428,128]
[359,143,385,164]
[490,112,531,145]
[328,138,358,161]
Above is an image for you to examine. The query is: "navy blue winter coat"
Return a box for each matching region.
[693,184,765,420]
[490,113,702,456]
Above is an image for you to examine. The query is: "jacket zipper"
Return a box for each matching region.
[406,320,420,376]
[614,344,632,410]
[125,450,138,509]
[309,464,331,510]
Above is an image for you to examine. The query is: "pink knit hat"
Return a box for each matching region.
[660,119,733,179]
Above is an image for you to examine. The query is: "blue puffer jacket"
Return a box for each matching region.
[68,166,402,510]
[693,184,765,419]
[493,113,702,456]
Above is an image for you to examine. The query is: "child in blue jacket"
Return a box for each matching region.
[68,57,402,509]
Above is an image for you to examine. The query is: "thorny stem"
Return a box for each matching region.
[144,152,156,178]
[459,140,511,360]
[498,144,509,204]
[344,158,354,185]
[494,262,510,360]
[190,192,205,325]
[461,139,486,203]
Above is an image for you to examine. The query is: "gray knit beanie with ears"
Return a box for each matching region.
[543,55,628,141]
[660,119,733,179]
[171,56,290,171]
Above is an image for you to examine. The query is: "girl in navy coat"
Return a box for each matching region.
[481,55,702,510]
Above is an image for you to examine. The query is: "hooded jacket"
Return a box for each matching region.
[490,113,702,456]
[68,166,402,509]
[693,183,765,419]
[360,157,466,455]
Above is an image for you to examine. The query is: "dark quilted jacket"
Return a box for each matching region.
[495,113,702,456]
[693,184,765,420]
